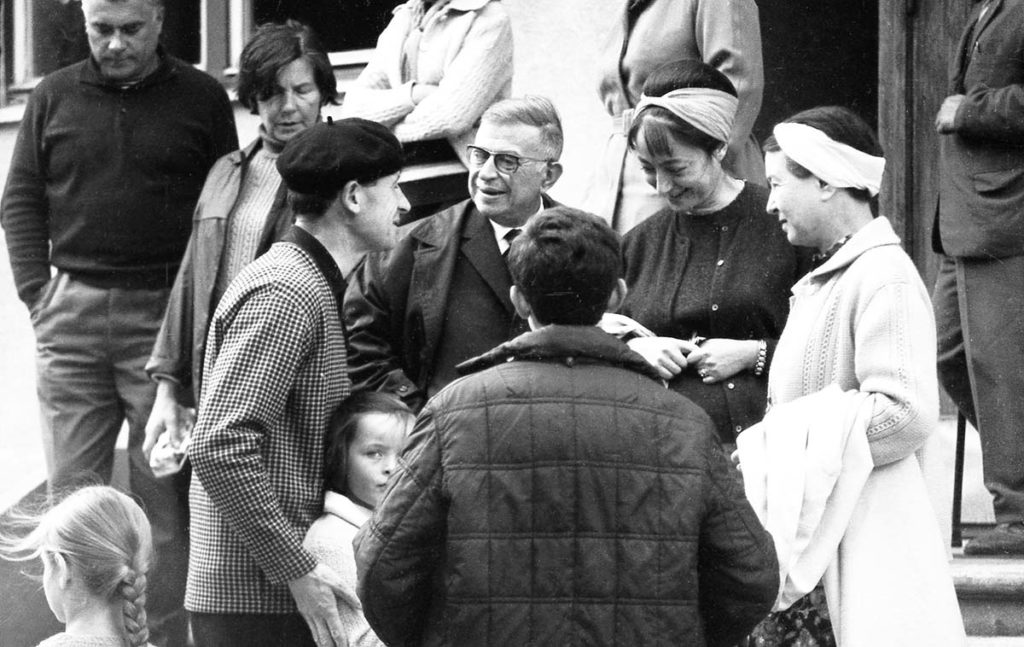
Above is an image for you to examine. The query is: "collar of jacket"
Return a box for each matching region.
[436,0,493,13]
[323,491,371,527]
[456,324,664,380]
[225,137,265,168]
[282,226,347,297]
[78,45,178,90]
[399,0,491,21]
[805,216,902,280]
[409,194,559,248]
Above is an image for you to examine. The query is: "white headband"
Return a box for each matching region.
[773,122,886,197]
[629,88,738,144]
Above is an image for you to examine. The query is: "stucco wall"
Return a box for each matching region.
[504,0,620,206]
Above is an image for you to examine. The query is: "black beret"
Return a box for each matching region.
[276,118,404,196]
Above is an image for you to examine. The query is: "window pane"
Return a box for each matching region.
[30,0,89,78]
[15,0,200,83]
[253,0,393,51]
[162,0,201,64]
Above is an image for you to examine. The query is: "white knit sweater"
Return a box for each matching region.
[768,216,939,466]
[303,492,384,647]
[336,0,513,164]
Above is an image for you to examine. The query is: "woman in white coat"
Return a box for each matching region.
[737,106,965,646]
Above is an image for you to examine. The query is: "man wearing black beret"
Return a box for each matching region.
[186,118,409,647]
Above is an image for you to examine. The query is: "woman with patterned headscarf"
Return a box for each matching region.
[609,59,809,450]
[586,0,765,233]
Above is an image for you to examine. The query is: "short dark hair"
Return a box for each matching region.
[236,21,338,115]
[762,105,883,214]
[627,59,737,157]
[508,207,621,326]
[286,191,335,218]
[323,392,414,492]
[285,173,397,219]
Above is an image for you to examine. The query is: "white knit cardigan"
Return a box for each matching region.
[768,216,939,467]
[337,0,513,164]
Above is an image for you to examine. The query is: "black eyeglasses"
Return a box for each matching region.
[466,145,551,174]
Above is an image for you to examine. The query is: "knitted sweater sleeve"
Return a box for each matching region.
[853,278,939,466]
[392,3,513,143]
[1,86,53,307]
[303,517,352,584]
[340,7,418,129]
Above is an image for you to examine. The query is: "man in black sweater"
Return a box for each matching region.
[0,0,237,644]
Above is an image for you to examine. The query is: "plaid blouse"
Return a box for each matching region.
[186,227,350,613]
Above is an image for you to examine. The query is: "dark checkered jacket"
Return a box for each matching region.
[186,227,350,613]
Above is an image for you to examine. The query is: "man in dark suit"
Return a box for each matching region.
[345,95,564,410]
[933,0,1024,555]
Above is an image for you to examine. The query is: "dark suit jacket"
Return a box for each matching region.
[344,196,556,410]
[935,0,1024,258]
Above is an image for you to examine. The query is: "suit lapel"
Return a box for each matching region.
[952,0,1002,90]
[461,210,515,313]
[412,198,558,358]
[974,0,1003,44]
[410,204,468,367]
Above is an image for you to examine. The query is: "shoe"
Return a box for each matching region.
[964,522,1024,556]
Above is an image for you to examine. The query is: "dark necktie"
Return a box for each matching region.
[502,228,521,259]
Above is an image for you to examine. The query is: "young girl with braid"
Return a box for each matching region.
[0,485,153,647]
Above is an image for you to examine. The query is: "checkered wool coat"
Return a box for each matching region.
[186,227,350,613]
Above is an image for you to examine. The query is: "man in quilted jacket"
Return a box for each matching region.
[355,206,778,646]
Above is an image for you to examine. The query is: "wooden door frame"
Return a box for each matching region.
[878,0,974,283]
[879,0,975,417]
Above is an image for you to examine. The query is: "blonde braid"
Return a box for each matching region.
[119,569,150,647]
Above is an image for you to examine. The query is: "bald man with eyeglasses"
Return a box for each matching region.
[344,96,566,411]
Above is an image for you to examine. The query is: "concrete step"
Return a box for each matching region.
[954,553,1024,637]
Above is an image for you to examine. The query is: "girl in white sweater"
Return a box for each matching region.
[303,392,414,647]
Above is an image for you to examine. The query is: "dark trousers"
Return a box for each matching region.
[933,254,1024,522]
[33,272,189,646]
[190,612,316,647]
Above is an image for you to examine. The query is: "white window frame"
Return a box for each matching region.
[4,0,374,109]
[11,0,37,88]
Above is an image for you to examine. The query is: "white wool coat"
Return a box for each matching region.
[739,216,966,646]
[769,216,938,467]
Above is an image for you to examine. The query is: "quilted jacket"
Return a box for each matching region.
[355,325,779,646]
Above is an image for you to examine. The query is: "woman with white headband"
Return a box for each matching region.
[612,60,809,450]
[736,106,964,646]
